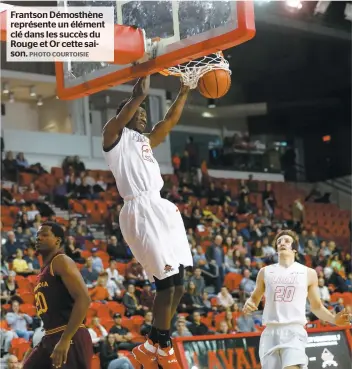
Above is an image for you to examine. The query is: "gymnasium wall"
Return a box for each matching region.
[1,99,72,133]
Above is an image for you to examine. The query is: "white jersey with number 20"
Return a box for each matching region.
[262,262,308,326]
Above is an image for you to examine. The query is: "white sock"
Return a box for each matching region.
[144,339,157,353]
[158,347,174,356]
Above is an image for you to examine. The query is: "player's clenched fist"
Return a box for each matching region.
[243,298,258,314]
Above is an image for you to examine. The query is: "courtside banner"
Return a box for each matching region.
[173,327,352,369]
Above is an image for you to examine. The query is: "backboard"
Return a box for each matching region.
[56,1,255,100]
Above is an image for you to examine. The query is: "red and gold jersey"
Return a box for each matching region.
[34,252,74,331]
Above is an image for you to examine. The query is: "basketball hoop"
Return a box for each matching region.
[159,52,231,90]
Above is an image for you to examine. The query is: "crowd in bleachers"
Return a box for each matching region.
[1,151,351,369]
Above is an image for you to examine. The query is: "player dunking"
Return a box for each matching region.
[102,75,192,369]
[23,222,93,369]
[243,230,351,369]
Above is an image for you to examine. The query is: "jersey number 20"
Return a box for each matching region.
[274,286,295,302]
[35,292,48,316]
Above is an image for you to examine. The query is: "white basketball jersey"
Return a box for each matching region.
[102,127,164,199]
[262,262,308,326]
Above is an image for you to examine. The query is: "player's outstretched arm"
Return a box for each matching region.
[102,76,150,150]
[243,268,265,314]
[307,268,351,326]
[50,255,91,368]
[149,82,190,148]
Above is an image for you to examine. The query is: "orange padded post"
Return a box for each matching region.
[113,24,145,65]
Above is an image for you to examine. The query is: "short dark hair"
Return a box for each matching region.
[116,99,147,116]
[42,221,65,244]
[116,98,130,116]
[273,229,299,251]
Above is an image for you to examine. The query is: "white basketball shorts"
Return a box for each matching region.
[119,191,193,282]
[259,324,308,369]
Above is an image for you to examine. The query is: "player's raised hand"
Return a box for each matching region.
[334,308,351,326]
[243,298,258,314]
[132,76,150,98]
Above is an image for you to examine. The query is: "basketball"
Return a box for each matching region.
[197,69,231,99]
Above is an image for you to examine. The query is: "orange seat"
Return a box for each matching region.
[101,318,115,331]
[106,301,126,316]
[91,354,101,369]
[224,273,243,292]
[96,304,111,319]
[20,304,37,316]
[0,320,9,330]
[27,275,38,286]
[121,317,135,332]
[20,293,35,305]
[10,338,31,361]
[131,315,145,332]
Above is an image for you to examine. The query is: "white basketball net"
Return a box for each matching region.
[163,52,231,89]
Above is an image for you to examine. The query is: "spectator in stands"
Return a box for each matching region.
[3,151,18,181]
[224,310,238,333]
[88,316,108,352]
[73,155,85,174]
[12,249,31,275]
[179,281,206,315]
[237,195,253,215]
[140,281,154,312]
[3,232,23,261]
[262,237,276,261]
[239,269,256,302]
[190,267,205,295]
[122,284,145,317]
[89,273,111,302]
[81,257,99,288]
[88,316,108,353]
[233,236,248,256]
[236,314,257,333]
[318,278,330,304]
[91,248,104,273]
[328,268,348,292]
[188,311,211,336]
[217,321,230,335]
[3,354,20,369]
[76,177,94,200]
[202,292,213,312]
[125,258,146,287]
[251,240,265,262]
[107,236,129,261]
[140,311,153,336]
[193,245,207,266]
[106,260,124,289]
[171,319,193,338]
[343,253,351,274]
[2,271,18,301]
[207,182,221,205]
[333,297,345,313]
[220,183,233,205]
[0,329,17,356]
[65,236,85,264]
[23,183,39,202]
[206,235,225,292]
[53,178,69,210]
[306,239,318,257]
[217,287,235,311]
[100,333,134,369]
[224,249,241,274]
[66,173,77,196]
[6,300,33,341]
[262,182,275,216]
[292,198,305,231]
[109,313,137,351]
[94,175,107,193]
